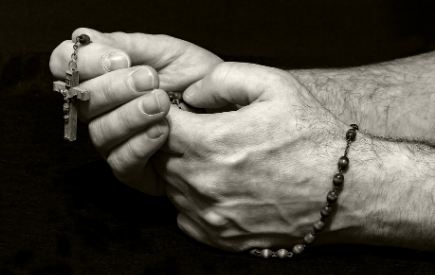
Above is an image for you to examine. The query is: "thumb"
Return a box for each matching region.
[183,62,285,108]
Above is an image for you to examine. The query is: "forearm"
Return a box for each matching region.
[339,133,435,251]
[290,51,435,143]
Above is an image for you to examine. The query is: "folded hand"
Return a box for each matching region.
[49,28,222,195]
[155,62,358,251]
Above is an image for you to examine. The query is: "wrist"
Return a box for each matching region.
[290,69,360,125]
[331,134,435,250]
[289,60,435,142]
[286,120,363,247]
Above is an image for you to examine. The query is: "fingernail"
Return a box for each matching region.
[102,52,131,72]
[139,91,162,115]
[146,121,164,139]
[183,80,202,100]
[128,67,159,92]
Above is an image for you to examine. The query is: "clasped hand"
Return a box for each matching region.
[51,28,357,251]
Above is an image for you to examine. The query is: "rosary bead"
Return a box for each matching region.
[304,232,316,244]
[350,124,359,131]
[292,244,305,255]
[338,156,349,169]
[260,249,273,259]
[168,91,182,100]
[275,249,289,259]
[313,220,325,232]
[346,129,357,141]
[250,249,260,256]
[333,173,344,186]
[327,191,338,203]
[78,34,91,45]
[321,205,332,217]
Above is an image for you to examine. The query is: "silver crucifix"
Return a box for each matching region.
[53,34,92,141]
[53,70,89,141]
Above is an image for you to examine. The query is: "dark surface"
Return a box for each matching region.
[1,0,435,274]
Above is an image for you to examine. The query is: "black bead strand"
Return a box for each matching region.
[249,124,358,259]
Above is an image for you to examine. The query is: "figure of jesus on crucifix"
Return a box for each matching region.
[53,69,89,141]
[53,34,92,141]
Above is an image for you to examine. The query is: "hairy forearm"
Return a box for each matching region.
[290,51,435,143]
[339,133,435,251]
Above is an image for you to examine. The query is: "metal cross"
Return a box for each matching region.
[53,69,90,141]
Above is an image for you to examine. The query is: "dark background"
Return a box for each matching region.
[1,0,435,274]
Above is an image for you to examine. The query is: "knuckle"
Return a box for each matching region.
[202,209,226,228]
[48,54,58,76]
[126,135,149,160]
[100,75,116,105]
[190,174,221,201]
[72,28,89,37]
[153,34,172,44]
[49,40,70,75]
[106,153,127,179]
[223,151,250,174]
[111,31,132,48]
[111,31,129,40]
[168,193,190,213]
[210,62,236,83]
[88,119,106,149]
[118,104,135,132]
[266,69,297,89]
[196,182,217,199]
[217,240,244,252]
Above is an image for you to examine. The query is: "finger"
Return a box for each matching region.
[179,101,206,114]
[77,65,159,122]
[89,89,170,156]
[177,213,214,247]
[177,213,242,252]
[71,28,223,91]
[50,40,131,81]
[183,62,289,108]
[182,80,239,112]
[159,63,290,156]
[72,28,199,69]
[107,119,168,196]
[158,105,227,155]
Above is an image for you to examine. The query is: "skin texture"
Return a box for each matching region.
[50,28,222,195]
[291,52,435,143]
[50,28,435,252]
[159,63,435,252]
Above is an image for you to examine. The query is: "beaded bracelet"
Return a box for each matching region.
[249,124,359,259]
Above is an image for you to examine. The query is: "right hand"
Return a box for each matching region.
[49,28,223,195]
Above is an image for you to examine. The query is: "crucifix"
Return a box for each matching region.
[53,34,91,141]
[53,70,90,141]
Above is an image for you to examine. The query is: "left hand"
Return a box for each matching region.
[153,62,363,252]
[51,28,223,95]
[49,28,223,195]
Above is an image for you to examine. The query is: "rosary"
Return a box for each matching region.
[52,34,359,260]
[53,34,92,141]
[53,34,183,141]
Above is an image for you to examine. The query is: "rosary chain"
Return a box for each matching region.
[250,124,359,259]
[69,37,82,71]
